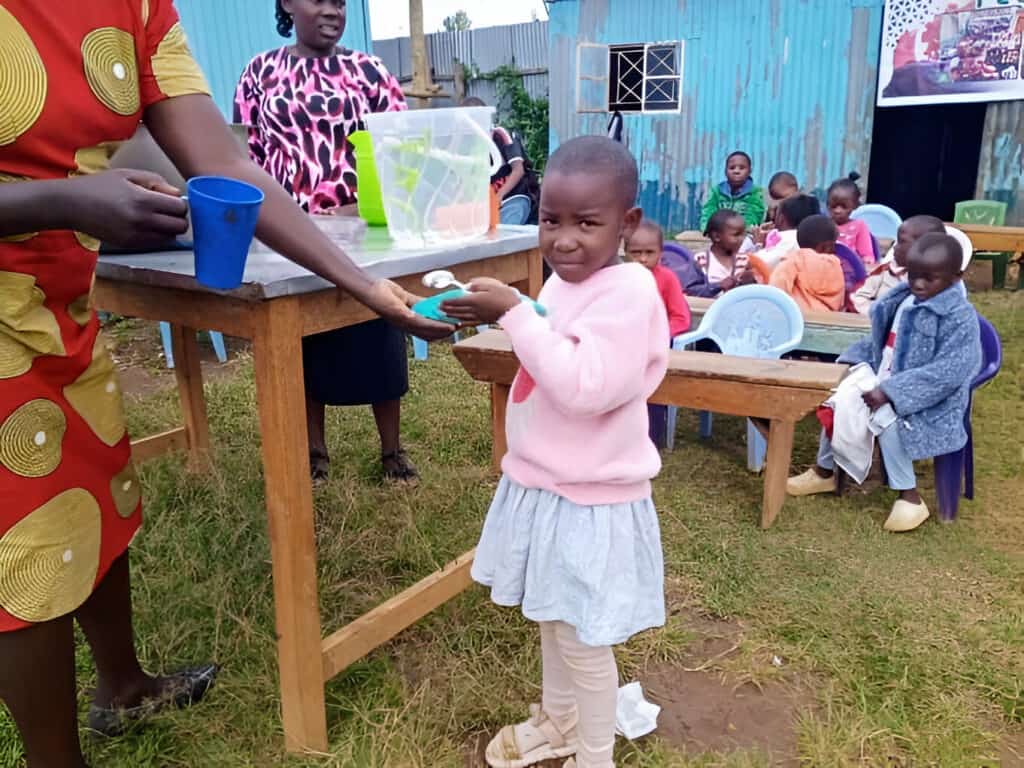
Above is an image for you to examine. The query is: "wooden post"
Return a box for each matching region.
[169,325,210,471]
[408,0,433,108]
[453,57,467,104]
[252,300,327,753]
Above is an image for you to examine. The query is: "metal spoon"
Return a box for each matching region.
[422,270,470,292]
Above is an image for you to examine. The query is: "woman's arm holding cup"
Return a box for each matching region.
[144,94,451,340]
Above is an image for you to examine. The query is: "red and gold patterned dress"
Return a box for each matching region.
[0,0,209,632]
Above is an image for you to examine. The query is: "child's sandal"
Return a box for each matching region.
[485,703,578,768]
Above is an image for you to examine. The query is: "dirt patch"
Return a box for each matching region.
[999,730,1024,766]
[461,609,806,766]
[642,665,808,766]
[104,317,249,399]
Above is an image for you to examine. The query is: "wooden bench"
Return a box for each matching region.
[453,330,847,529]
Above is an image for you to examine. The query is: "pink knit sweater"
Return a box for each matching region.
[499,262,670,505]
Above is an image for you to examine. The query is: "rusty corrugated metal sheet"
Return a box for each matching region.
[374,22,550,107]
[978,100,1024,225]
[549,0,885,232]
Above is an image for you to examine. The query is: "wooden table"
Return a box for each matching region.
[96,222,542,754]
[453,331,846,529]
[951,222,1024,260]
[686,296,870,357]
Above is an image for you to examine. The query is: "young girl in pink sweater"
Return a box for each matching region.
[443,137,669,768]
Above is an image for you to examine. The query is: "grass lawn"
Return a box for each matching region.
[1,293,1021,767]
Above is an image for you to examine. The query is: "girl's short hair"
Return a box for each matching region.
[276,0,293,37]
[828,172,862,201]
[779,194,822,229]
[727,150,752,167]
[704,208,745,238]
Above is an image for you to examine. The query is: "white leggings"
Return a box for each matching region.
[540,621,618,768]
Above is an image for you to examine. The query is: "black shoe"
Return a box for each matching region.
[86,663,218,737]
[382,449,419,484]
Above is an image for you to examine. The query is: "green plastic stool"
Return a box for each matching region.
[954,200,1010,287]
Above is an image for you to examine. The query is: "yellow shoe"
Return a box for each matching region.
[786,468,836,497]
[884,499,930,532]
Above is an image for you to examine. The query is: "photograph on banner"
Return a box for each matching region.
[879,0,1024,107]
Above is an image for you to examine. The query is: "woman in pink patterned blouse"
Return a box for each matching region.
[235,0,419,483]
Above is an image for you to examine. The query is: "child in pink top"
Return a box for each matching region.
[443,136,669,768]
[626,219,691,337]
[828,174,875,266]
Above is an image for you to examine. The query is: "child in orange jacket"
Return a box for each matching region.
[770,215,846,313]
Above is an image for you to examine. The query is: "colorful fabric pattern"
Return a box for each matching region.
[0,0,209,632]
[233,47,406,214]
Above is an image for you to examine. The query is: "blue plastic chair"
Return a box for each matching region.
[933,313,1001,522]
[160,322,227,369]
[666,285,805,471]
[412,326,490,361]
[850,204,902,240]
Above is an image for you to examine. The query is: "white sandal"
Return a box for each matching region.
[485,703,578,768]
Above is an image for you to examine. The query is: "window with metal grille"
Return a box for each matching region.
[609,42,682,113]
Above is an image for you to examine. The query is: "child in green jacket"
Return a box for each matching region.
[699,151,766,230]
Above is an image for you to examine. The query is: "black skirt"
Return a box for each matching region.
[302,319,409,406]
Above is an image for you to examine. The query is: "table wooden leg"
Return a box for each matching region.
[761,419,796,529]
[526,248,544,298]
[252,300,328,754]
[169,324,210,471]
[491,383,510,472]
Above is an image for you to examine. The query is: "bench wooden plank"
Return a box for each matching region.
[454,331,844,392]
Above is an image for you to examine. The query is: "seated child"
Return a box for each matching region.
[754,193,821,269]
[699,151,766,230]
[770,214,846,313]
[828,174,875,266]
[852,215,945,315]
[626,219,692,337]
[787,233,981,533]
[689,210,757,297]
[441,136,669,768]
[758,171,800,248]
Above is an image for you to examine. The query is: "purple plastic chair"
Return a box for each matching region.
[834,242,868,295]
[933,313,1002,522]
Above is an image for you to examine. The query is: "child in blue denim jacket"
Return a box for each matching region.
[787,233,982,532]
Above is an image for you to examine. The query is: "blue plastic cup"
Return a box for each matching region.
[187,176,264,290]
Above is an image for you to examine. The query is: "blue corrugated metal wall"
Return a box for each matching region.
[549,0,885,233]
[175,0,373,117]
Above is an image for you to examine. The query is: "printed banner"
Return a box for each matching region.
[879,0,1024,106]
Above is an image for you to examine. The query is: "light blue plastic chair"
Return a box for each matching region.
[666,285,805,471]
[159,322,227,369]
[412,326,489,361]
[850,204,902,240]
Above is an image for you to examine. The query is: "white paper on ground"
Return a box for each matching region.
[615,682,661,739]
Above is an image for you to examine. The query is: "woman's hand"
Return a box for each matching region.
[365,279,453,341]
[67,169,188,247]
[440,277,523,325]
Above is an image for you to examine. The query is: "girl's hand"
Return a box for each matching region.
[861,387,890,412]
[753,223,772,247]
[68,169,189,248]
[440,277,523,325]
[717,275,738,292]
[365,279,453,340]
[737,268,757,286]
